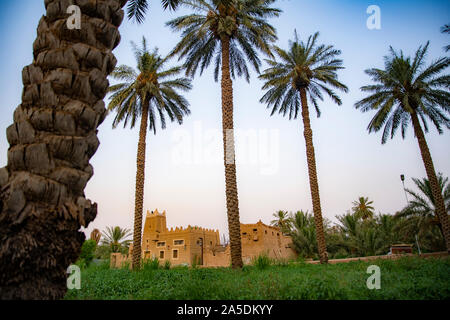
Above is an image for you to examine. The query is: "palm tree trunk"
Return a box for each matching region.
[0,0,126,299]
[299,89,328,264]
[131,100,149,270]
[410,111,450,253]
[220,35,243,269]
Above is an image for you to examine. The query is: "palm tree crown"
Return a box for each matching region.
[101,226,133,253]
[270,210,291,233]
[166,0,281,81]
[352,197,375,220]
[355,42,450,144]
[397,174,450,222]
[396,174,449,251]
[289,210,317,258]
[108,37,192,133]
[127,0,182,23]
[441,24,450,52]
[259,31,348,119]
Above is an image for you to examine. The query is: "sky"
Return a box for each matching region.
[0,0,449,242]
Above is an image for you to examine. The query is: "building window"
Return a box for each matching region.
[272,232,274,236]
[159,251,165,259]
[265,230,267,235]
[277,233,280,236]
[174,239,184,246]
[253,228,257,232]
[157,241,165,247]
[173,250,178,259]
[146,239,149,243]
[242,232,247,236]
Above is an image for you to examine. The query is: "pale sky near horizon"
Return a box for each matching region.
[0,0,449,242]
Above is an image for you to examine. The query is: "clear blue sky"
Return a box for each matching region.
[0,1,449,240]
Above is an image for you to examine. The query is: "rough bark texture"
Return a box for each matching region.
[220,36,243,269]
[0,0,126,299]
[131,102,149,270]
[410,111,450,253]
[299,89,328,264]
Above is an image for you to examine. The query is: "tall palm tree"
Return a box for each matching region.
[259,31,348,263]
[0,0,181,299]
[108,37,192,270]
[352,197,375,220]
[355,43,450,253]
[270,210,291,233]
[101,226,133,253]
[166,0,280,268]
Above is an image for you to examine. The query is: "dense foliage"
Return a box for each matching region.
[78,240,98,267]
[274,176,448,260]
[65,256,450,300]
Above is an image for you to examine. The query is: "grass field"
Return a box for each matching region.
[65,256,450,300]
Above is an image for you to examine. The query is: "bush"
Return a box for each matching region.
[164,260,171,270]
[94,244,112,260]
[79,239,97,266]
[143,258,160,271]
[252,254,272,270]
[75,258,87,270]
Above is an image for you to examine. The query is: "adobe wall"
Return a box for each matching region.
[110,253,130,269]
[240,221,297,263]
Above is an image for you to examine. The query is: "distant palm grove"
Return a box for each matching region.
[0,0,448,300]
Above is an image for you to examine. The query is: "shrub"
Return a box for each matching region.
[143,258,160,271]
[94,244,112,260]
[164,260,171,270]
[75,258,87,270]
[252,254,272,270]
[79,239,97,266]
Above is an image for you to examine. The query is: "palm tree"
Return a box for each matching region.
[270,210,291,234]
[336,212,358,241]
[289,210,317,259]
[396,174,449,249]
[0,0,181,299]
[166,0,280,268]
[259,31,348,263]
[352,197,375,220]
[355,43,450,253]
[101,226,133,253]
[108,37,192,270]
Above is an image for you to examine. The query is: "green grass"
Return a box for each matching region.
[65,256,450,300]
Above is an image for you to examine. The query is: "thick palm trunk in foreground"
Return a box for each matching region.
[411,112,450,253]
[0,0,126,299]
[132,103,149,270]
[299,89,328,264]
[220,36,243,269]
